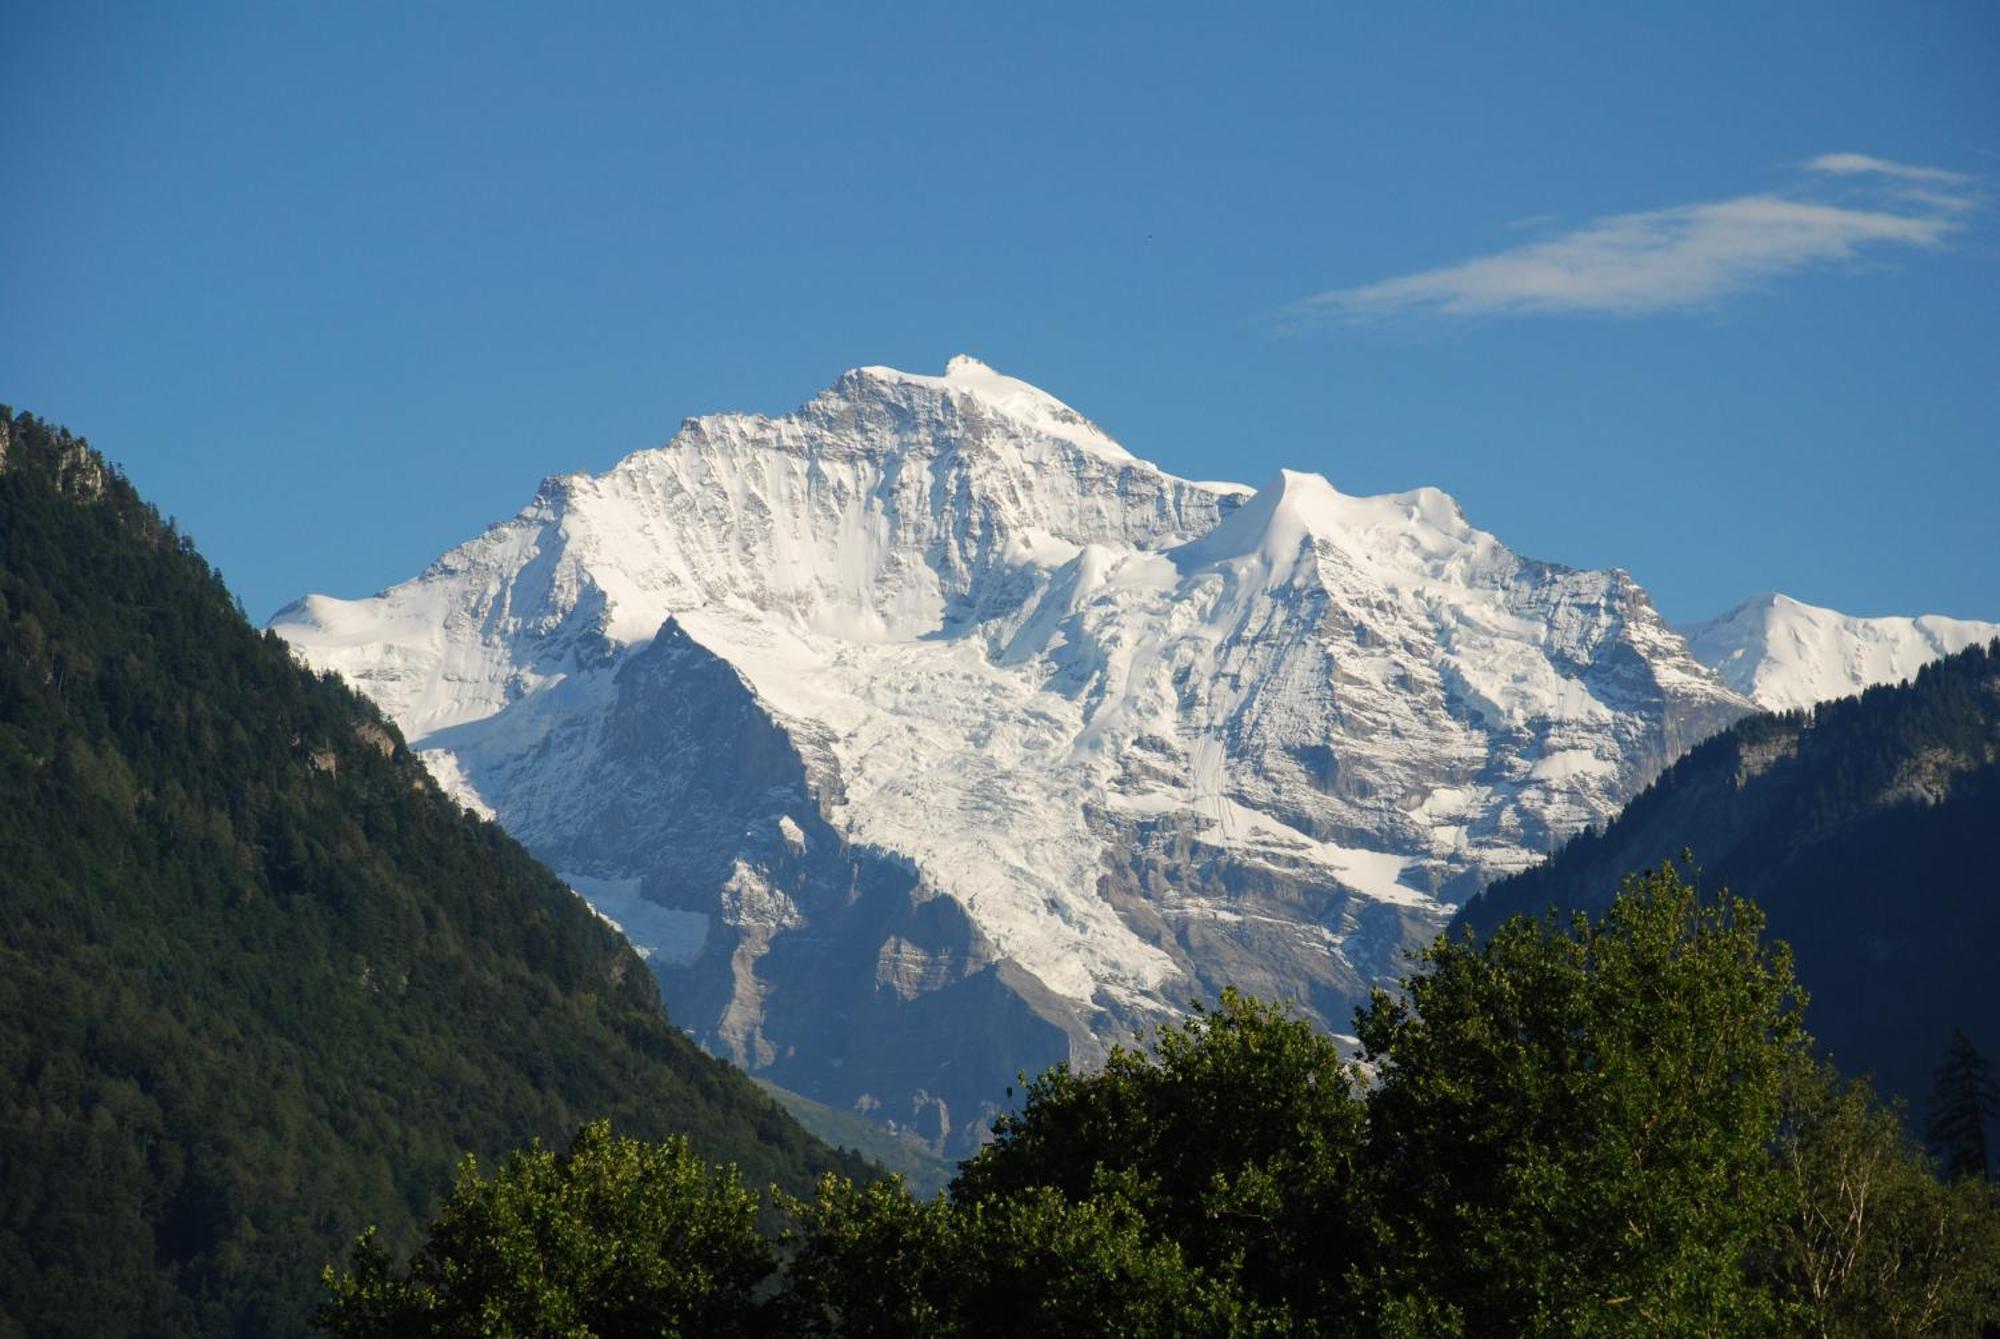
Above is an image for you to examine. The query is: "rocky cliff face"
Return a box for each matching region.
[275,356,1759,1153]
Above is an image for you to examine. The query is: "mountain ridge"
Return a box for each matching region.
[270,359,1977,1152]
[1681,590,2000,713]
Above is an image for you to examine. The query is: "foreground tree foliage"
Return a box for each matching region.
[1354,866,1808,1335]
[781,1173,1246,1337]
[322,863,2000,1337]
[951,986,1366,1326]
[1778,1062,2000,1336]
[319,1122,773,1338]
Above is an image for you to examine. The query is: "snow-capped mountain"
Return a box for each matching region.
[274,356,1755,1153]
[1682,592,2000,713]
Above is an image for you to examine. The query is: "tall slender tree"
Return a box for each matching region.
[1927,1028,2000,1182]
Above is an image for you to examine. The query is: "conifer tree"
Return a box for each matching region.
[1927,1028,2000,1182]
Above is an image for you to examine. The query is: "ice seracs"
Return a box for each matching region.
[273,357,1838,1153]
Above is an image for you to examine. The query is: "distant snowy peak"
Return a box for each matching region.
[1683,592,2000,713]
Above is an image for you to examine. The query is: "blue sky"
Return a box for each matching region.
[4,2,1995,626]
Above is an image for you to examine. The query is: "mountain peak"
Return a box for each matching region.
[847,356,1136,464]
[1735,590,1797,615]
[943,352,997,378]
[1683,591,2000,711]
[1177,468,1491,591]
[269,361,1765,1159]
[1168,469,1336,586]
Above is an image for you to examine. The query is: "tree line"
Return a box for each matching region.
[322,863,2000,1337]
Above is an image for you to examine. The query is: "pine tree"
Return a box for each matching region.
[1927,1027,2000,1182]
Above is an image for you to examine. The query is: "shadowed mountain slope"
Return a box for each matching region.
[0,409,869,1338]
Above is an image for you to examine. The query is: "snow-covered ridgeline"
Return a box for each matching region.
[1682,592,2000,713]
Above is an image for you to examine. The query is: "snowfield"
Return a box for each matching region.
[1681,592,2000,714]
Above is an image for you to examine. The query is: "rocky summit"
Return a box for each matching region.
[272,358,1964,1154]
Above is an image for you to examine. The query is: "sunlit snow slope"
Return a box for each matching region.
[276,356,1759,1153]
[1682,593,2000,713]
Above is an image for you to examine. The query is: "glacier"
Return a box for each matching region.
[271,356,1968,1154]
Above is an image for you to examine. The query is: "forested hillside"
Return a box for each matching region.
[0,409,869,1337]
[1458,640,2000,1116]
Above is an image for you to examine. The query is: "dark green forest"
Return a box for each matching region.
[1458,639,2000,1118]
[327,866,2000,1336]
[0,409,868,1337]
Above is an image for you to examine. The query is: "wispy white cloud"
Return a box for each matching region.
[1804,152,1972,185]
[1294,154,1975,323]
